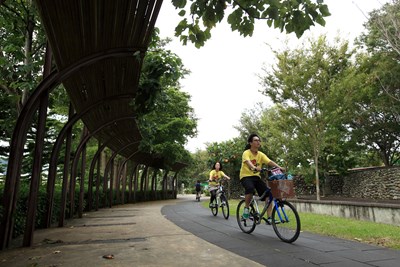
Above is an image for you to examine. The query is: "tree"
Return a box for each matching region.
[234,104,290,169]
[178,149,209,189]
[0,1,75,179]
[260,36,354,200]
[0,0,46,114]
[345,52,400,166]
[171,0,331,48]
[353,1,400,166]
[358,0,400,103]
[136,33,198,167]
[0,1,47,161]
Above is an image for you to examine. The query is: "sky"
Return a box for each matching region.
[155,0,391,152]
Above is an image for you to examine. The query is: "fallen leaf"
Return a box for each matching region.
[103,254,114,259]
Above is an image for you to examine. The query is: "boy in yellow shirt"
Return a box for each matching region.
[239,133,284,221]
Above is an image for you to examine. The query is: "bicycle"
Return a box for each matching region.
[210,181,230,219]
[236,168,300,243]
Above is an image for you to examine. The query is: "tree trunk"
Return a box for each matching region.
[314,146,320,201]
[20,0,34,113]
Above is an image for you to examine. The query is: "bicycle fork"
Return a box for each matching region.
[274,201,290,223]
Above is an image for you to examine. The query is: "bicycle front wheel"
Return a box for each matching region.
[220,195,229,219]
[236,199,256,234]
[211,198,218,216]
[271,200,301,243]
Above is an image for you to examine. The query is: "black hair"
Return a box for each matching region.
[212,161,223,170]
[244,133,260,150]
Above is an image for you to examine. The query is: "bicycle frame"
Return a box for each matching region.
[216,185,224,206]
[250,193,289,225]
[236,170,301,243]
[210,182,230,219]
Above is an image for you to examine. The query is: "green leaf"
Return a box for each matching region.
[174,19,188,36]
[319,5,331,16]
[315,16,326,26]
[178,10,186,17]
[203,6,216,28]
[172,0,187,9]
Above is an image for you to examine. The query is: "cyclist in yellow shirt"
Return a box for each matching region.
[239,133,284,221]
[208,161,230,208]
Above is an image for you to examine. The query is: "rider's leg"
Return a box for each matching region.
[266,193,273,217]
[241,177,255,208]
[267,204,273,217]
[245,194,252,208]
[263,190,275,222]
[255,176,271,215]
[209,189,216,206]
[241,177,256,219]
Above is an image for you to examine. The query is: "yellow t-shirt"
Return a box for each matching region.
[239,149,271,179]
[209,170,225,187]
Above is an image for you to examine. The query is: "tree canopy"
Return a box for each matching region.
[171,0,331,47]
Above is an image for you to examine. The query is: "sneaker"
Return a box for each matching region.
[209,203,213,208]
[266,217,280,225]
[242,207,250,219]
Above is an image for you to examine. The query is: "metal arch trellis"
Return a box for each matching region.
[0,48,146,249]
[86,135,139,212]
[68,117,140,218]
[102,143,142,208]
[45,95,138,227]
[0,0,185,251]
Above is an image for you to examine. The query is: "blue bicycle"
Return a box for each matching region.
[236,168,300,243]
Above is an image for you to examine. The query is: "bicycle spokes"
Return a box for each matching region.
[272,200,301,243]
[236,200,256,234]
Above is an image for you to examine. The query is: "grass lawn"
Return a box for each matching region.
[202,198,400,250]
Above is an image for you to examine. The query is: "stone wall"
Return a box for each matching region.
[310,166,400,200]
[290,199,400,226]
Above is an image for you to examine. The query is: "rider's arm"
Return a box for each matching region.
[223,173,231,180]
[245,160,258,172]
[267,160,285,172]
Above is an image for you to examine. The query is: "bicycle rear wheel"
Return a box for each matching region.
[220,195,229,219]
[236,199,256,234]
[271,200,301,243]
[211,198,218,216]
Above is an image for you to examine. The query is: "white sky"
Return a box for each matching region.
[155,0,391,152]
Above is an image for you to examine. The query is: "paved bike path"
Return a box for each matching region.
[162,195,400,267]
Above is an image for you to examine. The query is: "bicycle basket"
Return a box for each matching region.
[267,180,295,198]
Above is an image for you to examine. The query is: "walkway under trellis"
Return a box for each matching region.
[0,0,186,250]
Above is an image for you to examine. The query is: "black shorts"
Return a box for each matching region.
[240,176,269,200]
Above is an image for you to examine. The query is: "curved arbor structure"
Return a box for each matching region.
[1,0,186,249]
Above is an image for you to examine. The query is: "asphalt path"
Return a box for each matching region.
[162,195,400,267]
